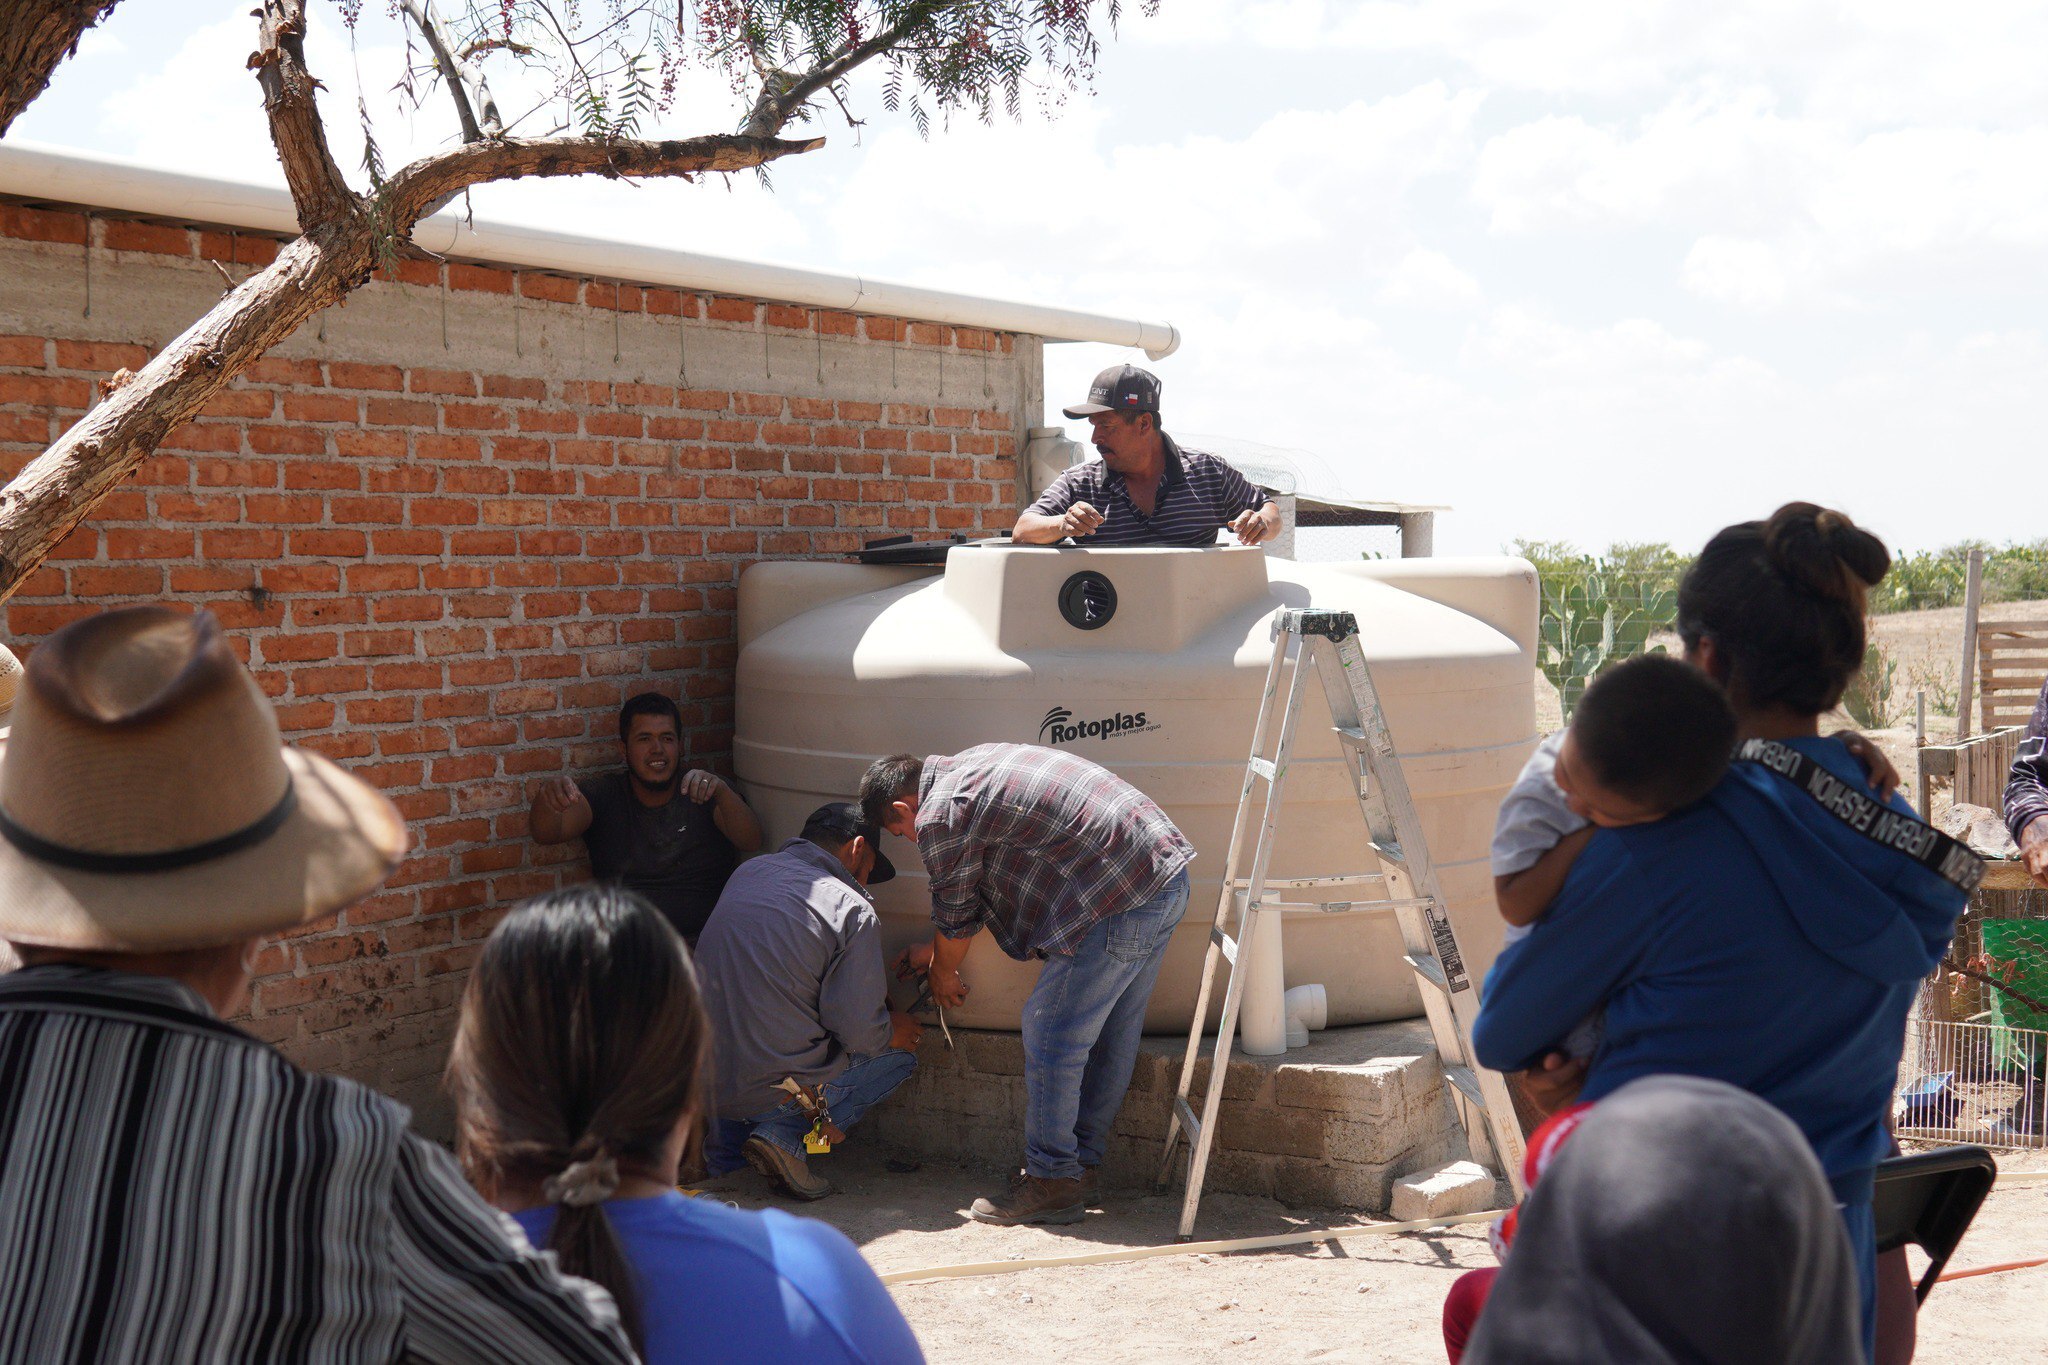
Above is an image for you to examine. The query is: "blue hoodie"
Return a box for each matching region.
[1473,735,1967,1204]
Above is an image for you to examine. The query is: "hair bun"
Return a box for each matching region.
[1762,502,1890,605]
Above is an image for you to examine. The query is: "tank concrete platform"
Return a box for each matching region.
[860,1018,1469,1216]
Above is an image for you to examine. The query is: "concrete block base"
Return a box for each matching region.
[859,1018,1467,1216]
[1389,1159,1501,1221]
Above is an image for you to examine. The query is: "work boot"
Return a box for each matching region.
[1013,1157,1101,1208]
[742,1136,835,1201]
[970,1171,1087,1226]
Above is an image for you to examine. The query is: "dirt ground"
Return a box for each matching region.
[702,1146,2048,1363]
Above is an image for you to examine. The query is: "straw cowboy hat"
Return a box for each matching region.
[0,607,408,951]
[0,640,22,723]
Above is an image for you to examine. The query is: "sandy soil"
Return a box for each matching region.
[701,1147,2048,1363]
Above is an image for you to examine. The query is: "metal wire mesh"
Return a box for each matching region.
[1901,885,2048,1148]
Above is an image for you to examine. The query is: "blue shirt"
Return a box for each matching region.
[513,1192,924,1365]
[1025,434,1272,546]
[1473,736,1966,1203]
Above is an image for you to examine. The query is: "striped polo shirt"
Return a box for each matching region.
[1025,434,1274,547]
[0,964,635,1364]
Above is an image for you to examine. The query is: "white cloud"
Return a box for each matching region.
[1377,248,1482,310]
[1471,90,1820,236]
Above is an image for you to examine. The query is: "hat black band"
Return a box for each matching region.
[0,782,298,874]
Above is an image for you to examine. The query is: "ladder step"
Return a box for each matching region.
[1443,1065,1490,1115]
[1248,756,1277,782]
[1173,1095,1203,1140]
[1234,874,1388,891]
[1405,950,1449,994]
[1210,926,1238,965]
[1335,725,1369,745]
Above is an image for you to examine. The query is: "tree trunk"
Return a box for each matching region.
[0,1,121,137]
[0,229,368,593]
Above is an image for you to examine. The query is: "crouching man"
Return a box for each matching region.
[862,744,1194,1226]
[697,803,923,1200]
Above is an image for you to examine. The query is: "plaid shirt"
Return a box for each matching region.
[1025,434,1273,547]
[916,743,1195,959]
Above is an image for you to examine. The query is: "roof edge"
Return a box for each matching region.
[0,140,1180,359]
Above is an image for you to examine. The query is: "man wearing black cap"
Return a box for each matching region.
[694,803,922,1200]
[1012,364,1282,547]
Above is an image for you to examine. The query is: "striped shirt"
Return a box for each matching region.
[0,965,634,1365]
[1025,434,1273,546]
[916,744,1195,959]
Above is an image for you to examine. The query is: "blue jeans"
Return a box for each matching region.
[704,1048,919,1174]
[1022,869,1190,1180]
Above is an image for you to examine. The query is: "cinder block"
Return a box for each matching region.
[1389,1160,1500,1221]
[955,1030,1028,1077]
[1216,1099,1327,1160]
[1272,1156,1387,1210]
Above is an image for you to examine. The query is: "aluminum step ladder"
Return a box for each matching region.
[1154,608,1528,1239]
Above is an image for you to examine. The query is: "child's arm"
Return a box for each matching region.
[1494,826,1597,927]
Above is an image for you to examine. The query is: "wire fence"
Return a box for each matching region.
[1899,889,2048,1149]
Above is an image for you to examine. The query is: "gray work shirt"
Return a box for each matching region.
[695,838,893,1121]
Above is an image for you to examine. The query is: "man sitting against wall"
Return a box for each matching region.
[696,803,923,1201]
[530,692,763,948]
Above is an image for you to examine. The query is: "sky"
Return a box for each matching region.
[12,1,2048,557]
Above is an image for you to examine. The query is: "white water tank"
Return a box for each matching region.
[734,545,1535,1032]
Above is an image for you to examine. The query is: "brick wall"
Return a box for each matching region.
[0,200,1040,1123]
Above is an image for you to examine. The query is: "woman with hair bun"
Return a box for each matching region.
[1473,503,1969,1354]
[447,885,925,1364]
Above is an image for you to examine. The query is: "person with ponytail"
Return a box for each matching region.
[447,885,926,1364]
[1473,504,1969,1356]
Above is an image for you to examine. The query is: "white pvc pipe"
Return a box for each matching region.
[1239,908,1287,1057]
[1283,982,1327,1048]
[0,141,1181,359]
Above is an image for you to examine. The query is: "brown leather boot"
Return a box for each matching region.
[742,1136,835,1201]
[970,1171,1087,1225]
[1013,1157,1101,1208]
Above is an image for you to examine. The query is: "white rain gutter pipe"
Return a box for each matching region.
[0,140,1180,360]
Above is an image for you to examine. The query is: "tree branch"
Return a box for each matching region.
[740,2,946,138]
[0,236,365,602]
[0,0,121,137]
[397,0,503,143]
[378,131,824,232]
[249,0,355,230]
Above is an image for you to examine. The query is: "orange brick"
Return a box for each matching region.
[106,527,194,560]
[103,218,191,256]
[519,272,578,304]
[54,340,152,371]
[0,203,87,245]
[283,393,360,423]
[0,373,91,407]
[328,362,403,391]
[448,264,514,294]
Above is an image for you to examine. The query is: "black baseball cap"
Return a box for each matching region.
[1063,364,1162,420]
[801,801,896,884]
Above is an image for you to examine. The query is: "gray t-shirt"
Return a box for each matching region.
[1491,732,1590,945]
[694,838,894,1121]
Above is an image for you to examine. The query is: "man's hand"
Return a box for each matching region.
[1835,730,1902,800]
[895,942,935,978]
[1513,1050,1589,1119]
[929,963,969,1009]
[1058,501,1106,540]
[1229,503,1281,548]
[534,775,586,817]
[2023,816,2048,889]
[888,1009,925,1052]
[680,769,725,803]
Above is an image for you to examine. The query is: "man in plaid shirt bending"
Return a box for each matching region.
[862,743,1194,1226]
